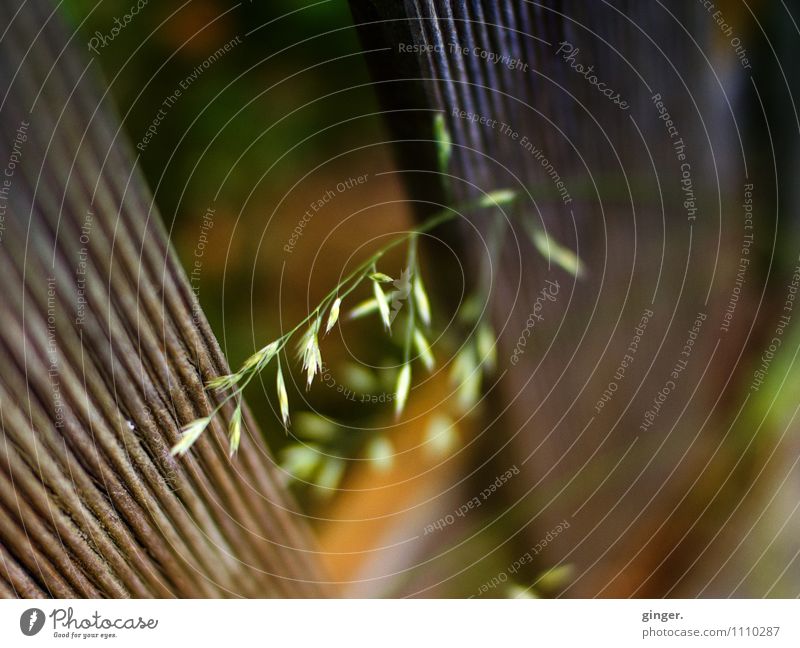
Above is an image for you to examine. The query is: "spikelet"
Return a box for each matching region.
[276,363,290,429]
[348,298,379,320]
[478,188,518,209]
[280,444,322,481]
[365,436,394,472]
[529,225,585,278]
[373,280,392,330]
[476,322,497,372]
[171,417,211,456]
[242,340,279,372]
[451,346,481,412]
[228,406,243,457]
[206,373,241,391]
[368,272,393,283]
[414,328,435,371]
[325,297,341,334]
[413,275,431,327]
[394,364,411,418]
[314,458,346,498]
[294,412,337,441]
[424,415,458,459]
[298,320,322,389]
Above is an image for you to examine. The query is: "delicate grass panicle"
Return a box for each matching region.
[170,198,459,458]
[172,115,586,497]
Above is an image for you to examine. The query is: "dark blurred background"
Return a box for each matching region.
[55,0,800,598]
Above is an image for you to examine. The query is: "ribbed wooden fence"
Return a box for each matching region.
[0,0,328,598]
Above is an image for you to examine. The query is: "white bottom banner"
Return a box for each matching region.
[1,599,798,647]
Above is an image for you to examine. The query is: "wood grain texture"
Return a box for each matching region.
[350,0,797,596]
[0,0,329,598]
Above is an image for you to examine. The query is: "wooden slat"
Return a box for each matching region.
[0,0,329,598]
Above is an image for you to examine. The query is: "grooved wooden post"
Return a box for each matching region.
[0,0,329,598]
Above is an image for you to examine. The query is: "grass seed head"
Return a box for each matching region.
[348,298,379,320]
[243,340,279,373]
[530,226,585,278]
[206,373,241,391]
[276,364,290,429]
[228,406,243,456]
[373,280,392,331]
[414,328,435,372]
[298,320,322,389]
[413,276,431,327]
[171,416,212,456]
[294,412,337,441]
[369,272,393,283]
[325,297,342,334]
[451,346,481,412]
[280,444,322,482]
[478,188,518,209]
[365,435,394,472]
[424,415,459,459]
[476,322,497,372]
[314,457,346,498]
[394,364,411,418]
